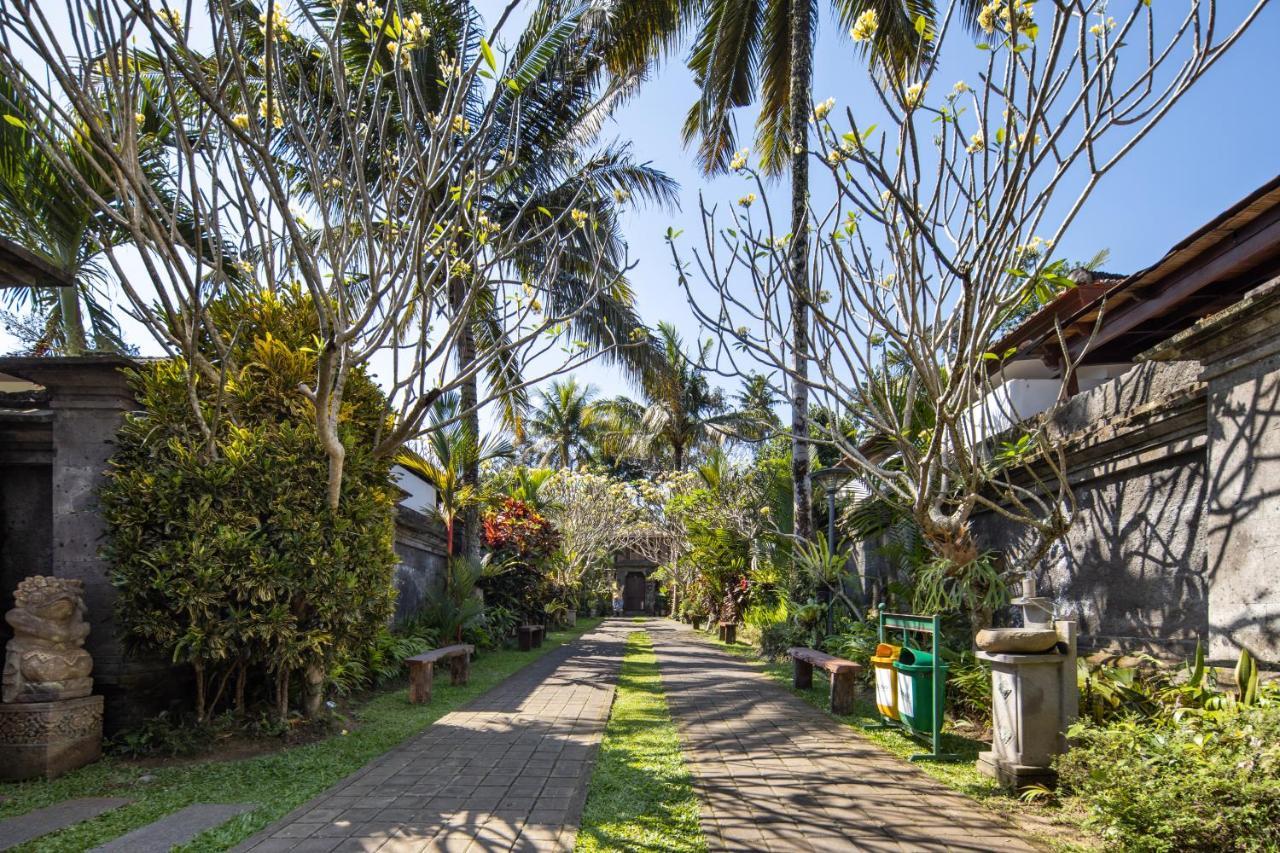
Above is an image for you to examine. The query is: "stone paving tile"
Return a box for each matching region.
[236,622,630,853]
[649,621,1043,853]
[91,803,255,852]
[0,797,131,850]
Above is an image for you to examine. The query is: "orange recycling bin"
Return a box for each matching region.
[871,642,902,719]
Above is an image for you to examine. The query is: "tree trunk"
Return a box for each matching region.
[455,284,481,562]
[193,660,206,723]
[788,0,814,545]
[57,286,87,355]
[303,662,325,717]
[276,669,291,721]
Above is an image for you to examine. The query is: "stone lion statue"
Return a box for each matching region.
[3,577,93,703]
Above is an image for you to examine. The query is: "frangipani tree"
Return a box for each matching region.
[538,469,648,604]
[0,0,634,507]
[670,0,1265,624]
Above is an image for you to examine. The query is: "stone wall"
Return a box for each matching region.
[971,360,1211,660]
[391,508,450,626]
[965,279,1280,666]
[1148,276,1280,664]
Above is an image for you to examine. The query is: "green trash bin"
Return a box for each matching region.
[893,647,948,734]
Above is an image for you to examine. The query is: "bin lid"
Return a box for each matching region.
[871,643,901,663]
[894,647,949,672]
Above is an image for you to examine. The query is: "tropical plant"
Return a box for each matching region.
[525,378,600,469]
[1058,704,1280,851]
[101,289,398,722]
[0,81,116,355]
[0,76,236,354]
[439,2,678,558]
[419,556,487,645]
[596,322,742,470]
[400,393,513,559]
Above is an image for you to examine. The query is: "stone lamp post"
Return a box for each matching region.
[974,578,1079,789]
[0,576,104,780]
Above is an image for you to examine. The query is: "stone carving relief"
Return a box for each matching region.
[2,576,93,703]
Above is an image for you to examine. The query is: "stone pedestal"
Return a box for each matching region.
[0,695,104,780]
[977,618,1077,789]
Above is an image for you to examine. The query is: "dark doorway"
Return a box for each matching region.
[623,571,646,613]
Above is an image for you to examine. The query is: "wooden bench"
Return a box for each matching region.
[717,622,738,644]
[407,644,474,704]
[788,647,862,715]
[518,624,545,651]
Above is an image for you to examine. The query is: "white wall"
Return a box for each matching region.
[391,464,437,516]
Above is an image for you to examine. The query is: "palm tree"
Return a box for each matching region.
[733,372,782,447]
[400,392,513,559]
[603,0,966,542]
[451,3,678,555]
[526,378,600,469]
[597,322,744,471]
[0,78,128,354]
[0,75,242,356]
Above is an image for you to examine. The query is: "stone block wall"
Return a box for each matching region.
[966,278,1280,666]
[391,508,450,626]
[971,359,1211,660]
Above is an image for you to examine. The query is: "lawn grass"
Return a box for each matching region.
[696,623,1100,852]
[575,631,705,853]
[0,617,603,852]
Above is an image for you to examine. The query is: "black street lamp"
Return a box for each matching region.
[809,467,853,638]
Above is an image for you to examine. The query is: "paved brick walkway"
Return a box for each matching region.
[649,621,1040,852]
[236,622,630,853]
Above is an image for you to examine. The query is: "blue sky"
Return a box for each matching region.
[502,2,1280,403]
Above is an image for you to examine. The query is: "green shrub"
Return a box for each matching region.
[105,711,214,758]
[1058,704,1280,852]
[101,289,398,721]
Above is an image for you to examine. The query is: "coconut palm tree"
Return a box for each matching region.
[602,0,973,541]
[0,76,241,355]
[451,2,679,554]
[596,322,746,471]
[525,378,600,469]
[0,78,129,354]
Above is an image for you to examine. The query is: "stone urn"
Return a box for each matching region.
[975,578,1078,789]
[0,576,104,780]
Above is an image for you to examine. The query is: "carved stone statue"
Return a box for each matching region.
[3,577,93,703]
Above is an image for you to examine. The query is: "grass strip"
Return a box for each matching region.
[0,618,603,852]
[576,630,705,853]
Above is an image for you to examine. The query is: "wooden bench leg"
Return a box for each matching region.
[449,654,470,686]
[830,670,855,715]
[519,630,532,651]
[409,660,434,704]
[793,658,814,690]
